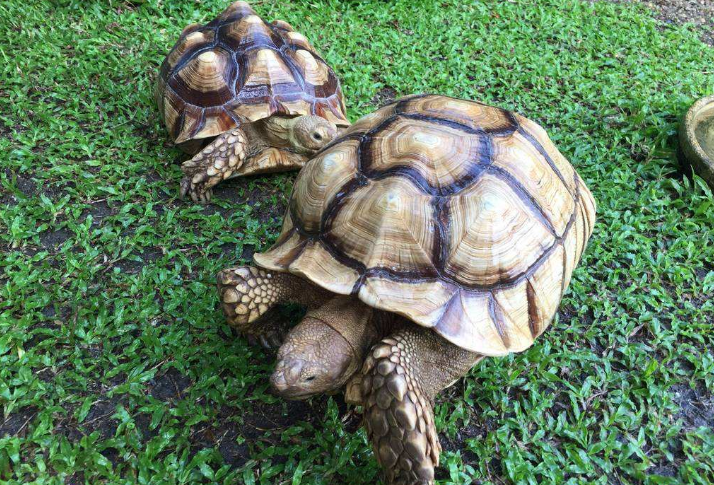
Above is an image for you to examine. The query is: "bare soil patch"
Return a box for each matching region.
[607,0,714,45]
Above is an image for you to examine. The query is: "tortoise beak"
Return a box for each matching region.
[270,359,308,399]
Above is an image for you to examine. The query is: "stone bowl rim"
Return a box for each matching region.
[679,95,714,187]
[681,96,714,163]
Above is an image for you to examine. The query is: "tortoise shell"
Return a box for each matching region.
[156,1,349,148]
[254,95,596,356]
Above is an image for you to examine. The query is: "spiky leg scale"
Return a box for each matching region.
[216,266,295,348]
[217,266,283,326]
[180,128,247,203]
[216,266,332,348]
[362,336,440,485]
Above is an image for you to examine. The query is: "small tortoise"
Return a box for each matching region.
[156,1,350,203]
[217,95,596,484]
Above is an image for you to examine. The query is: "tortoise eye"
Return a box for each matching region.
[312,133,323,141]
[304,375,316,382]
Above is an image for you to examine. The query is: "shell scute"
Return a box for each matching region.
[358,278,454,327]
[362,116,488,196]
[398,95,518,135]
[242,48,296,87]
[257,95,596,355]
[491,132,575,237]
[220,14,281,50]
[168,48,236,108]
[162,29,216,78]
[312,93,348,126]
[290,49,330,86]
[342,105,398,139]
[193,106,237,141]
[157,2,349,149]
[281,29,315,51]
[525,244,566,338]
[324,178,437,275]
[283,240,360,295]
[445,173,556,287]
[515,114,577,195]
[291,139,360,233]
[271,19,296,32]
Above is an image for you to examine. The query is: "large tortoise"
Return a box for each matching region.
[156,1,350,203]
[216,95,596,484]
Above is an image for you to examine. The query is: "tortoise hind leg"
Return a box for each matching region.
[216,266,332,348]
[359,326,482,485]
[180,128,249,203]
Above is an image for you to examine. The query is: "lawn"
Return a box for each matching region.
[1,0,713,484]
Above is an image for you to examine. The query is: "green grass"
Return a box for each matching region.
[1,0,713,484]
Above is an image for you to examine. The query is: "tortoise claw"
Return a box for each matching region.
[268,331,283,348]
[246,327,284,350]
[258,328,285,349]
[259,335,271,349]
[179,175,213,204]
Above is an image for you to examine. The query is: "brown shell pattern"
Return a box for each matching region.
[254,95,597,356]
[156,1,349,145]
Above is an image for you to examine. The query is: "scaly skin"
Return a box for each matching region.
[271,296,376,398]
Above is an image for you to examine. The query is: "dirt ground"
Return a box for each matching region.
[609,0,714,45]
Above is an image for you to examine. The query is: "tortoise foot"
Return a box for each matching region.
[179,128,247,203]
[216,266,282,330]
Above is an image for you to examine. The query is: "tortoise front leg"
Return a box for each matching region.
[216,266,331,348]
[180,128,248,203]
[358,327,482,485]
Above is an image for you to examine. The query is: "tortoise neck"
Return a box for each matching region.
[373,310,407,340]
[318,299,382,360]
[333,309,413,354]
[258,115,298,148]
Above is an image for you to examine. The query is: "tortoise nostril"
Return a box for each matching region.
[270,371,287,391]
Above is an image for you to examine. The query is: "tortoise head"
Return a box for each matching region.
[270,317,360,400]
[289,115,339,154]
[262,115,338,155]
